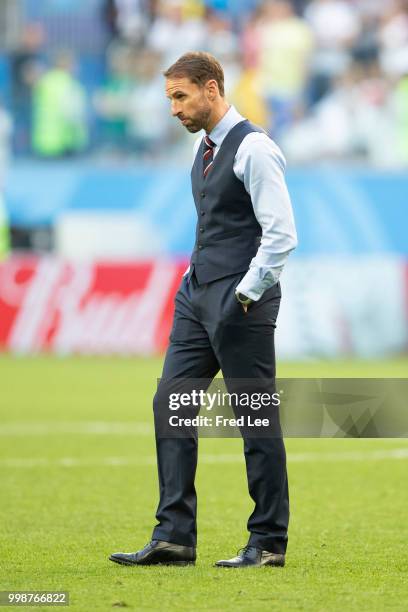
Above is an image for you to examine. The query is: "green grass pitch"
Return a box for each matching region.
[0,355,407,611]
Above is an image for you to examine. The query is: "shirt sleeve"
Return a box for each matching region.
[234,132,297,301]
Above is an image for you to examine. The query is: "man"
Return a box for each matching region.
[32,50,87,158]
[110,51,297,568]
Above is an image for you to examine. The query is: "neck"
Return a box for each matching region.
[205,99,230,133]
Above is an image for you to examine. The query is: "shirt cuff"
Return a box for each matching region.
[235,265,282,301]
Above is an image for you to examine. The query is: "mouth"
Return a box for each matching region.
[180,118,190,125]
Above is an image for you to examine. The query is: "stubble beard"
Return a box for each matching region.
[183,104,212,133]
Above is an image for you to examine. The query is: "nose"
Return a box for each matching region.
[171,101,181,117]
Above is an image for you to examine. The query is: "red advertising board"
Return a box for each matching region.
[1,256,407,357]
[0,257,187,354]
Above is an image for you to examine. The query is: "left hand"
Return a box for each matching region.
[235,291,253,313]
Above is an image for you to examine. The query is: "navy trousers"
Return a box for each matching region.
[151,269,289,554]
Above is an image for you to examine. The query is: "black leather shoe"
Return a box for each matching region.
[215,546,285,568]
[109,540,196,566]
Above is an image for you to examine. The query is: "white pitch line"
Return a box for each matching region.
[0,448,407,469]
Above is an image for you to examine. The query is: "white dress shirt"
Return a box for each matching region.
[191,105,297,301]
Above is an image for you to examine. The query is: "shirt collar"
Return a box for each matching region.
[207,105,245,148]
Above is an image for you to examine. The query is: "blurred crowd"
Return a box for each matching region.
[2,0,408,166]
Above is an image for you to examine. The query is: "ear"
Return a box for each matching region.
[205,79,219,100]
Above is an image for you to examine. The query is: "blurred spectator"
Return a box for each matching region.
[232,67,269,126]
[351,10,380,67]
[103,0,151,45]
[127,50,171,156]
[147,0,207,66]
[305,0,360,47]
[10,23,45,154]
[31,51,88,158]
[241,6,263,69]
[93,43,135,151]
[206,11,240,95]
[257,0,315,137]
[379,0,408,77]
[305,0,361,103]
[0,102,11,260]
[282,61,399,166]
[206,10,238,58]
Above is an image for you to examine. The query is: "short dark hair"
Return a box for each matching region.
[163,51,225,97]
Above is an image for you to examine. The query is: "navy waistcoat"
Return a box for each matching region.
[190,119,265,284]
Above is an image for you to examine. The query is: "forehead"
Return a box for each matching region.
[165,76,198,97]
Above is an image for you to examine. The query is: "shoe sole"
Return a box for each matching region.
[214,561,285,568]
[109,556,195,567]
